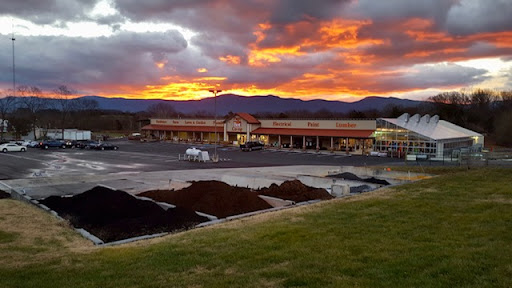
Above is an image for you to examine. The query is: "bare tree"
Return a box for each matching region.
[70,97,99,128]
[147,102,177,118]
[0,90,17,141]
[73,98,99,111]
[499,90,512,110]
[428,91,470,126]
[53,85,75,139]
[18,85,46,140]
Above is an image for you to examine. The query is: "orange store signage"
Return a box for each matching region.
[336,122,357,128]
[260,119,373,130]
[272,121,292,127]
[231,117,243,132]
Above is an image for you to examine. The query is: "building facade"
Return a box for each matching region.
[141,112,483,158]
[375,113,484,159]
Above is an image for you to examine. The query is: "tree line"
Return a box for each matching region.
[1,87,511,146]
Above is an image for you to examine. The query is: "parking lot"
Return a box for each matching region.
[0,139,404,180]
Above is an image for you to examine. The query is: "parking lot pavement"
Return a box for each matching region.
[0,139,404,181]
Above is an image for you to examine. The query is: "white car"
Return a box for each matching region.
[0,143,27,152]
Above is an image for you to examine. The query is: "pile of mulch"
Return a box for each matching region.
[257,180,333,203]
[40,186,208,243]
[0,190,10,199]
[139,181,272,218]
[328,172,390,185]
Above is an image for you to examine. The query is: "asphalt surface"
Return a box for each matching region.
[0,139,404,180]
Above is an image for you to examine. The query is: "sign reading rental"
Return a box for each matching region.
[259,119,376,130]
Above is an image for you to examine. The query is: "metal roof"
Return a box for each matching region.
[380,113,483,140]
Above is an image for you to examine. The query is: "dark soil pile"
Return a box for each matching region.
[40,186,208,243]
[328,172,390,185]
[350,185,373,193]
[258,180,333,202]
[0,190,10,199]
[364,177,390,185]
[139,181,272,218]
[329,172,363,181]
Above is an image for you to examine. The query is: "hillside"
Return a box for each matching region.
[81,94,422,114]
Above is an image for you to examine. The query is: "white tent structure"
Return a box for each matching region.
[31,128,92,141]
[374,113,484,159]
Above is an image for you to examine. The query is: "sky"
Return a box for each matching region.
[0,0,511,102]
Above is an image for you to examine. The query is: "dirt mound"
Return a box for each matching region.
[328,172,390,186]
[258,180,333,202]
[350,185,373,193]
[0,190,10,199]
[40,186,208,243]
[363,177,390,185]
[139,181,273,218]
[328,172,362,181]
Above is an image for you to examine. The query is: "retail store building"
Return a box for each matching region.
[141,112,483,158]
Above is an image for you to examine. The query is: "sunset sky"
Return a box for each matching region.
[0,0,511,101]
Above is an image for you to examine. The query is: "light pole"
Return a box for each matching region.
[208,88,222,162]
[11,22,16,97]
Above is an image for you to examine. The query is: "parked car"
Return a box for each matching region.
[128,132,142,140]
[19,140,40,148]
[76,140,99,149]
[240,141,264,151]
[93,143,119,150]
[64,140,78,148]
[1,143,27,153]
[40,140,66,149]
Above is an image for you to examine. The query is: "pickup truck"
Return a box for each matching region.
[39,140,66,149]
[240,141,264,151]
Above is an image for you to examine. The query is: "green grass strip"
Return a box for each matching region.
[0,168,511,288]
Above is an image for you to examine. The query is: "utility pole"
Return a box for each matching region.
[208,88,222,162]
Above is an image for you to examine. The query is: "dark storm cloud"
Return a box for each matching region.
[190,33,247,63]
[347,0,457,26]
[268,0,350,23]
[0,30,187,90]
[1,0,99,25]
[445,0,512,35]
[351,0,512,36]
[113,0,265,31]
[383,64,490,91]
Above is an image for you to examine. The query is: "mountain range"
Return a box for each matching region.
[81,94,422,115]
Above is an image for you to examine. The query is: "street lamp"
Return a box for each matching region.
[11,21,16,97]
[209,88,222,162]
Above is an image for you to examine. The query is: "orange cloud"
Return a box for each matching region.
[248,45,305,67]
[85,16,512,102]
[219,55,241,65]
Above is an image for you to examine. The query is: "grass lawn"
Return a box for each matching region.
[0,167,511,287]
